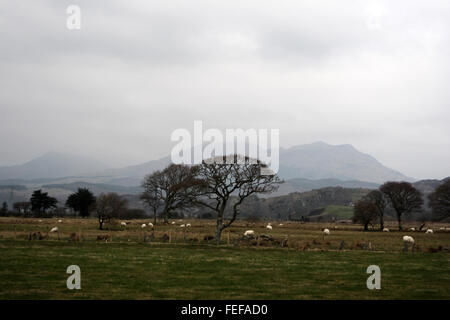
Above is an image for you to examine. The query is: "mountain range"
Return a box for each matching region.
[0,142,413,187]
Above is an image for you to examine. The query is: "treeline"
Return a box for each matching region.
[353,180,450,230]
[0,189,148,222]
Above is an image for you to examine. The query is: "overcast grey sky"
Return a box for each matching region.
[0,0,449,179]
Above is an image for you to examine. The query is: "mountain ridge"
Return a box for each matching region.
[0,142,414,184]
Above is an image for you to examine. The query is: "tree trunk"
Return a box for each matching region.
[397,213,402,231]
[162,208,169,224]
[364,223,369,231]
[215,218,223,245]
[379,215,384,231]
[215,208,226,245]
[153,209,157,225]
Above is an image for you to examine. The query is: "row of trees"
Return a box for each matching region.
[140,155,282,243]
[65,189,145,229]
[353,180,450,230]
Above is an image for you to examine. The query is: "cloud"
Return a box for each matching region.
[0,0,449,179]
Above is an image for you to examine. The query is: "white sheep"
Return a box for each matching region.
[278,223,283,226]
[120,221,127,226]
[323,228,330,235]
[403,235,415,244]
[171,221,176,225]
[148,222,154,228]
[141,223,147,228]
[426,229,433,234]
[409,227,415,231]
[180,224,185,228]
[38,219,42,223]
[266,225,273,230]
[244,230,255,236]
[58,219,62,223]
[186,223,191,227]
[50,227,58,233]
[383,228,390,232]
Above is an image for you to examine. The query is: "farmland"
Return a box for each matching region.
[0,217,449,299]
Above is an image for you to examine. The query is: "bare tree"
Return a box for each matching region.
[96,193,128,230]
[352,200,378,231]
[364,190,387,230]
[380,181,423,230]
[140,182,163,225]
[428,179,450,221]
[197,155,281,244]
[141,164,205,224]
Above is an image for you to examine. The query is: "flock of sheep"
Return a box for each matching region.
[44,218,442,249]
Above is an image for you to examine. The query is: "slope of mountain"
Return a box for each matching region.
[277,142,412,183]
[97,156,171,180]
[0,142,412,186]
[41,182,143,195]
[0,152,109,180]
[266,177,379,197]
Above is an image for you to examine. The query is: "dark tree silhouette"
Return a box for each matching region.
[428,180,450,221]
[352,200,378,231]
[66,188,96,217]
[140,182,163,225]
[141,164,204,224]
[364,190,387,230]
[30,190,58,215]
[0,202,8,216]
[96,193,128,230]
[197,155,281,244]
[380,181,423,230]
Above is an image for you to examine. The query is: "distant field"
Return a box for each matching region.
[322,205,354,220]
[0,217,449,299]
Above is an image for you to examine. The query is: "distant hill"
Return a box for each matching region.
[267,177,379,197]
[92,142,412,185]
[277,142,412,183]
[41,182,143,195]
[0,142,413,187]
[0,152,108,180]
[192,186,371,221]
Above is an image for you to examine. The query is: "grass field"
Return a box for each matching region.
[321,205,355,220]
[0,217,449,299]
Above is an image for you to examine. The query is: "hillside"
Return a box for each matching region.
[0,152,108,180]
[278,142,412,183]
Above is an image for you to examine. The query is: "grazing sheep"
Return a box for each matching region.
[409,227,415,231]
[171,221,176,225]
[141,223,147,228]
[186,223,191,227]
[383,228,390,232]
[266,225,273,230]
[278,223,283,226]
[426,229,434,234]
[58,219,62,223]
[244,230,255,237]
[50,227,58,233]
[148,222,154,228]
[180,224,185,228]
[403,235,415,244]
[120,221,127,226]
[323,228,330,235]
